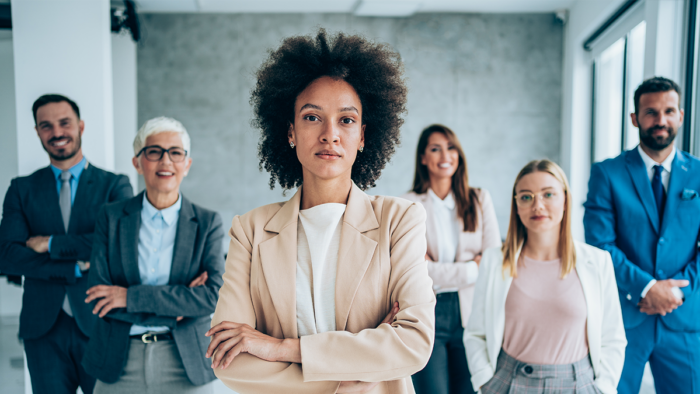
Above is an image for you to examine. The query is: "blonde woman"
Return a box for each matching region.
[402,124,501,394]
[465,160,626,394]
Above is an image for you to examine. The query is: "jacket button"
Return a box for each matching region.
[524,366,533,374]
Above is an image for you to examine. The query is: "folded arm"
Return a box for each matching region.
[584,163,654,304]
[0,179,76,282]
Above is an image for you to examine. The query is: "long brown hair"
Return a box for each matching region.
[502,160,576,278]
[411,124,479,232]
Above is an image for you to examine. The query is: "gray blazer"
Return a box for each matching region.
[82,192,225,385]
[0,164,133,339]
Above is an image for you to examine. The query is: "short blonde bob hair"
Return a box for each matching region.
[502,159,575,278]
[133,116,191,156]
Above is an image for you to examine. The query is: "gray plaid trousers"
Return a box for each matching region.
[480,350,601,394]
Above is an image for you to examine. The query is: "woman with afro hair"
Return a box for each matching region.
[206,29,436,394]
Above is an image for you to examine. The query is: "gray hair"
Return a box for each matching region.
[133,116,191,156]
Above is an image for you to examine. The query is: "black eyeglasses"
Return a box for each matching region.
[137,145,188,162]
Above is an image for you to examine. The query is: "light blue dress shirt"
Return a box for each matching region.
[49,156,87,278]
[129,193,182,336]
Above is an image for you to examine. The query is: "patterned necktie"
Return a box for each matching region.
[59,170,72,232]
[652,165,665,221]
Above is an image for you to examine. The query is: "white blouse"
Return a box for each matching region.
[296,203,346,337]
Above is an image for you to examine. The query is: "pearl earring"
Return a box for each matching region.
[290,142,295,149]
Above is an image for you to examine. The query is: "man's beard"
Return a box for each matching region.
[639,124,676,151]
[43,135,81,161]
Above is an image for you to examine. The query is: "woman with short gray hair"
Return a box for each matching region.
[82,116,226,394]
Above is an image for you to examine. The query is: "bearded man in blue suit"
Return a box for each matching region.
[584,77,700,394]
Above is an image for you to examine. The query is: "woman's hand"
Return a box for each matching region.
[84,285,127,317]
[337,381,380,393]
[474,253,482,266]
[205,322,301,368]
[380,301,399,326]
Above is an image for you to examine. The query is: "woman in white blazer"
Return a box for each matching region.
[465,159,626,394]
[403,124,501,394]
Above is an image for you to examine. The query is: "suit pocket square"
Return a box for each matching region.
[681,189,699,200]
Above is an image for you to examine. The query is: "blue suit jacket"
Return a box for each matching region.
[584,148,700,331]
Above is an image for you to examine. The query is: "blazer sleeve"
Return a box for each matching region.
[49,174,134,261]
[426,189,503,290]
[212,216,340,394]
[126,212,225,318]
[595,252,627,394]
[464,249,497,389]
[87,205,176,328]
[584,163,654,303]
[299,203,436,382]
[0,179,75,282]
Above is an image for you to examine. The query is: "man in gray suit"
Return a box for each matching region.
[0,94,134,394]
[82,116,224,393]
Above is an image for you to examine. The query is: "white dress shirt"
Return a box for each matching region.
[428,189,478,293]
[130,193,182,336]
[296,203,346,337]
[637,145,683,300]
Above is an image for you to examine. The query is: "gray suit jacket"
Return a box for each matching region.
[0,164,133,339]
[82,192,225,385]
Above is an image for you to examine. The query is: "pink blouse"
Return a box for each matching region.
[502,255,589,365]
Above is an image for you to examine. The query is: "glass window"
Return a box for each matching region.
[593,38,625,163]
[624,21,646,150]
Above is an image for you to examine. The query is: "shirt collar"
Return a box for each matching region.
[637,145,675,174]
[142,193,182,226]
[428,188,455,210]
[50,156,87,181]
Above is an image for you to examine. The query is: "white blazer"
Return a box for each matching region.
[465,241,627,394]
[401,188,501,328]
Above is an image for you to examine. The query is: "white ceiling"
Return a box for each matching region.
[123,0,576,15]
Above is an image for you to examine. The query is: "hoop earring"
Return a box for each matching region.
[290,142,295,149]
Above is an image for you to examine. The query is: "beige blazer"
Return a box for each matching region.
[212,183,436,394]
[465,241,627,394]
[401,188,501,327]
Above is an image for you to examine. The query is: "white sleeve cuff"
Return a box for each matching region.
[671,286,684,300]
[641,279,657,298]
[464,261,479,285]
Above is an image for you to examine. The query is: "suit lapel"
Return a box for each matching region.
[70,163,94,233]
[661,153,689,236]
[422,194,439,262]
[120,194,143,286]
[259,188,302,339]
[169,196,198,285]
[625,150,660,233]
[37,167,66,235]
[335,184,379,331]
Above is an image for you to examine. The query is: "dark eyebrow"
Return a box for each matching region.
[339,106,359,114]
[299,103,322,112]
[38,121,51,127]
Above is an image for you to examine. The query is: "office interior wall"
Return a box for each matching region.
[0,32,23,318]
[137,13,564,235]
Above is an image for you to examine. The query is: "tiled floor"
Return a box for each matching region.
[1,314,655,394]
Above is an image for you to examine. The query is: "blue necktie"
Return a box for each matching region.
[652,165,665,220]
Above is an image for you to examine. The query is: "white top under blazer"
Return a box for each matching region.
[464,241,627,394]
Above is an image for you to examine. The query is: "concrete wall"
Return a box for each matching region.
[137,13,564,236]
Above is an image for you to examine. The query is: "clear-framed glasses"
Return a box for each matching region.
[514,190,561,207]
[137,145,188,163]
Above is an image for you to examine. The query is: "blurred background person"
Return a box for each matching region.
[206,30,435,394]
[402,124,501,394]
[0,94,133,394]
[81,117,225,394]
[584,77,700,394]
[466,160,626,394]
